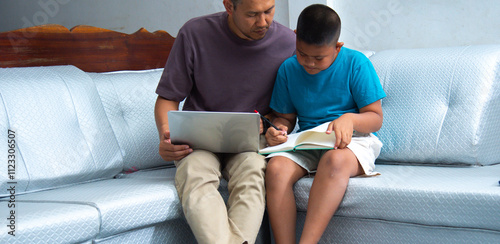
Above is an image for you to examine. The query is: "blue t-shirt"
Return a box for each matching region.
[270,47,386,131]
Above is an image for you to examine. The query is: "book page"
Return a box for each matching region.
[259,133,300,154]
[294,122,335,149]
[259,122,334,154]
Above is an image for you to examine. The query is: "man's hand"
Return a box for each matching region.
[159,131,193,161]
[265,126,288,146]
[259,118,264,134]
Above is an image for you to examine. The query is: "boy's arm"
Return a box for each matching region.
[327,100,383,149]
[265,111,296,146]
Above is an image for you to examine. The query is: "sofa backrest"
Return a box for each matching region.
[89,69,168,172]
[0,66,123,197]
[371,45,500,166]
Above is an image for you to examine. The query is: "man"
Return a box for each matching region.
[154,0,295,243]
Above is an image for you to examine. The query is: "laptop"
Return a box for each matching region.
[168,111,261,153]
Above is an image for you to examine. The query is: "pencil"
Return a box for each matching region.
[254,110,280,130]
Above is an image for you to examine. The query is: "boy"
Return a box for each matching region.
[264,4,386,243]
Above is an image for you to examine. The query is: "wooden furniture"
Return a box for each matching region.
[0,24,175,72]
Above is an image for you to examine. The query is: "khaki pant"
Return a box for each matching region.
[175,150,267,244]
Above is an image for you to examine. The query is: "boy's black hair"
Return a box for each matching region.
[296,4,341,46]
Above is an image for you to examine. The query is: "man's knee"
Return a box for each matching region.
[229,152,267,175]
[225,152,266,187]
[177,150,220,173]
[175,150,222,192]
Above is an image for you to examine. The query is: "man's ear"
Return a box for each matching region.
[293,29,297,34]
[223,0,234,15]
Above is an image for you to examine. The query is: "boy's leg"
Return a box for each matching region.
[175,150,236,244]
[266,156,307,244]
[299,149,363,244]
[223,152,267,244]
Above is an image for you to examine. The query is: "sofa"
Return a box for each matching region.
[1,44,499,244]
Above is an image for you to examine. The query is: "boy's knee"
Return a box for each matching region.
[322,150,348,169]
[266,157,286,178]
[321,150,356,176]
[265,157,298,186]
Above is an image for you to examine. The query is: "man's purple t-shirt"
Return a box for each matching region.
[156,12,296,115]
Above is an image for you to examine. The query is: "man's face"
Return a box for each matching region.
[296,39,343,75]
[225,0,275,41]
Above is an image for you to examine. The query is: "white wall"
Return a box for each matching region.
[1,0,499,51]
[0,0,289,36]
[288,0,500,51]
[329,0,500,51]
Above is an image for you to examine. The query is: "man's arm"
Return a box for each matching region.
[154,96,192,161]
[154,96,179,138]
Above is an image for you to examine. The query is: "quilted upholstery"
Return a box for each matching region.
[371,45,500,166]
[0,66,122,197]
[93,218,196,244]
[14,168,182,239]
[294,164,500,232]
[0,202,99,244]
[89,69,169,171]
[296,214,500,244]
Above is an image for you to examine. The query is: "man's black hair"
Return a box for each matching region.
[296,4,341,46]
[231,0,242,9]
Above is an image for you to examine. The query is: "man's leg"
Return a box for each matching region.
[175,150,237,244]
[299,149,363,244]
[266,156,307,244]
[223,152,267,244]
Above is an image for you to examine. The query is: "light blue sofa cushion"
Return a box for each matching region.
[0,201,100,244]
[89,69,169,171]
[0,66,123,196]
[294,164,500,234]
[15,168,182,239]
[0,93,30,196]
[371,45,500,166]
[93,218,196,244]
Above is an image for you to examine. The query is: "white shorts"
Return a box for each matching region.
[266,132,382,176]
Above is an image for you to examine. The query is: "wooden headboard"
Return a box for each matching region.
[0,24,175,72]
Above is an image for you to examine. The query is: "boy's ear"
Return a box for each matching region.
[293,29,297,34]
[336,42,344,51]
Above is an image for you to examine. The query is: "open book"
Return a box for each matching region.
[259,122,335,154]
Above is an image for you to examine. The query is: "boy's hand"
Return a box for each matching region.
[159,131,193,161]
[265,126,288,146]
[326,114,354,149]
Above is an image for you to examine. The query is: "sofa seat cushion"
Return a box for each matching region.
[93,218,196,244]
[296,212,500,243]
[0,201,99,244]
[117,166,230,201]
[294,164,500,232]
[14,167,181,239]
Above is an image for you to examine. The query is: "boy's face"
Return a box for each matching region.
[296,39,344,75]
[224,0,275,41]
